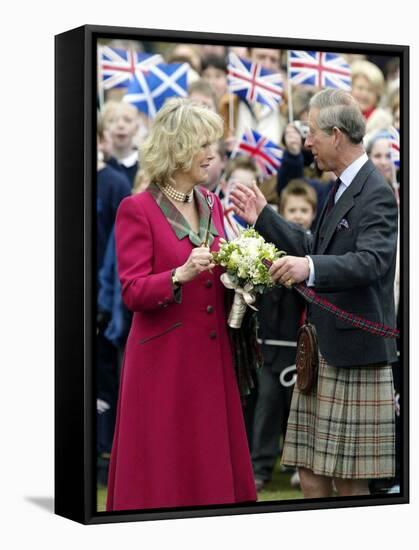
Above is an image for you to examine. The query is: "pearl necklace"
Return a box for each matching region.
[159,183,194,203]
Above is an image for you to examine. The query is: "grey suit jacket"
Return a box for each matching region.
[255,159,398,367]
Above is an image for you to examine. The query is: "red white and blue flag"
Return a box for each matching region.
[227,53,284,110]
[236,128,283,177]
[387,126,400,168]
[98,46,163,90]
[123,62,189,118]
[289,50,352,91]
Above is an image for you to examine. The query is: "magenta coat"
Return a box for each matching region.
[106,183,257,511]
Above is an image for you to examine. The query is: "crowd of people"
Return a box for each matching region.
[95,40,402,510]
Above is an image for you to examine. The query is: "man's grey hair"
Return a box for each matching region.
[310,88,366,144]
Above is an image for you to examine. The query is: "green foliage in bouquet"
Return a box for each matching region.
[212,228,286,293]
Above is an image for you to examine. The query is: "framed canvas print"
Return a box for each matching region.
[55,24,409,525]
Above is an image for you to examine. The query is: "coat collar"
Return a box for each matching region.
[315,159,376,254]
[147,182,219,247]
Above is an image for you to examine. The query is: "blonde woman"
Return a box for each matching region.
[106,98,257,511]
[351,59,392,135]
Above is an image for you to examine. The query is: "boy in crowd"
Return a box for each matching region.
[102,101,140,186]
[252,180,317,492]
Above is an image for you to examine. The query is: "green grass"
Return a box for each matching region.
[96,462,302,511]
[257,466,303,502]
[97,485,107,512]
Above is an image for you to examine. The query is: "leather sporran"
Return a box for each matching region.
[295,322,319,395]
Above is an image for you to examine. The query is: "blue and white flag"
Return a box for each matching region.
[124,62,189,117]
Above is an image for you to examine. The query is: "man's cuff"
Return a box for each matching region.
[306,255,315,286]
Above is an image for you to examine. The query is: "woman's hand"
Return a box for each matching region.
[176,247,215,284]
[230,182,267,225]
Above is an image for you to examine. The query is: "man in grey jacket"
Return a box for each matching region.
[231,88,398,499]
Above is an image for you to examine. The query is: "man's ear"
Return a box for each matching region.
[332,126,344,148]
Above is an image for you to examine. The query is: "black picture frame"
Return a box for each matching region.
[55,24,409,525]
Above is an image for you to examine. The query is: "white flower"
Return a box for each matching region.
[213,228,285,292]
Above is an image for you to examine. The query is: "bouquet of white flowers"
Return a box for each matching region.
[213,228,285,328]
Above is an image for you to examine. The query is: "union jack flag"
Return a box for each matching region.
[236,128,283,178]
[289,50,351,90]
[98,46,163,90]
[123,63,189,118]
[227,53,283,110]
[387,126,400,168]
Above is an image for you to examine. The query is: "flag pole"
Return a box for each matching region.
[227,53,235,135]
[287,50,294,123]
[228,92,235,135]
[229,131,241,159]
[97,46,105,111]
[98,85,105,112]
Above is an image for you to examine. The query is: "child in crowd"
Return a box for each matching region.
[97,115,132,271]
[279,179,317,233]
[188,79,218,111]
[252,180,317,492]
[102,101,140,186]
[201,55,228,104]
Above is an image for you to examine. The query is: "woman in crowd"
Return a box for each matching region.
[351,59,392,134]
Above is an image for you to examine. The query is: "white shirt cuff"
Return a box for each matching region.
[306,255,315,286]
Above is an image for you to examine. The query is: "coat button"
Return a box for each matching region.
[209,330,217,339]
[205,279,212,288]
[206,305,214,314]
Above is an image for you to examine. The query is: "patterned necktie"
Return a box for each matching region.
[326,177,342,213]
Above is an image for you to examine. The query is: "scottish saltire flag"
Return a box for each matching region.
[236,128,283,177]
[289,50,351,90]
[123,63,189,118]
[227,53,284,110]
[387,126,400,168]
[98,46,163,90]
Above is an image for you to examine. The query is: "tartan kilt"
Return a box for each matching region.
[281,355,395,479]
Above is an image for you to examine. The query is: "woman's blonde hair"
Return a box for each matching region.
[351,60,385,97]
[140,98,223,186]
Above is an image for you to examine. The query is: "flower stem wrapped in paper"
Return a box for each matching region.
[213,228,285,328]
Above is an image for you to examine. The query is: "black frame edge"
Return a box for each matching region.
[400,45,410,503]
[87,23,409,53]
[55,25,87,525]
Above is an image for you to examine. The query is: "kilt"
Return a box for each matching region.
[281,355,395,479]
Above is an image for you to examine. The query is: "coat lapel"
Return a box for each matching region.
[147,183,218,247]
[194,186,219,246]
[316,160,376,254]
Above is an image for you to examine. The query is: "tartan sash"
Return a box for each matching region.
[261,259,399,339]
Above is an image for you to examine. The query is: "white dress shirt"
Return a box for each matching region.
[306,152,368,286]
